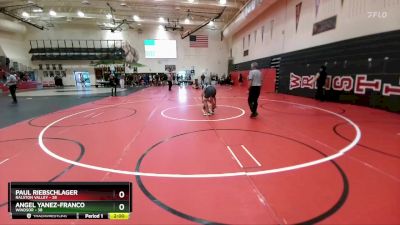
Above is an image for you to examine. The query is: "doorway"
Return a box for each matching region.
[74,71,91,87]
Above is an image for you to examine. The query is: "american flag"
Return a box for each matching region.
[189,35,208,48]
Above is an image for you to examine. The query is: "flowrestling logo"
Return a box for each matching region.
[289,73,400,96]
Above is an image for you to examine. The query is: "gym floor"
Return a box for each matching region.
[0,85,399,224]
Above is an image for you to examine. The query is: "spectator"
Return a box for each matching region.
[167,72,173,91]
[313,65,328,101]
[110,74,117,96]
[238,73,243,86]
[120,73,125,89]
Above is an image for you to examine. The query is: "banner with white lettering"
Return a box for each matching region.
[286,73,400,112]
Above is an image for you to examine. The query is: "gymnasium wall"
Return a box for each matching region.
[230,68,276,94]
[0,31,31,67]
[279,30,400,112]
[26,24,229,79]
[230,0,400,63]
[229,0,400,112]
[33,61,96,86]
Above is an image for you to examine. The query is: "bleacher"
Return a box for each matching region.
[29,40,125,61]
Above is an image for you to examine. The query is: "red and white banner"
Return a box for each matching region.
[295,2,302,32]
[270,20,274,39]
[289,73,400,97]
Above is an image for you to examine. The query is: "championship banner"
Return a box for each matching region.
[315,0,320,18]
[122,42,139,64]
[312,16,337,35]
[295,2,302,32]
[261,25,265,42]
[270,19,274,39]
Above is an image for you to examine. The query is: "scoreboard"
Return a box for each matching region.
[8,182,132,220]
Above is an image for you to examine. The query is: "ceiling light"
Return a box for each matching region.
[81,0,90,5]
[106,13,112,19]
[137,23,141,26]
[208,20,214,26]
[49,10,57,16]
[184,18,190,24]
[22,11,30,18]
[32,8,43,12]
[120,2,127,6]
[159,17,165,23]
[219,0,226,4]
[188,0,194,3]
[158,25,164,29]
[77,11,84,17]
[133,15,140,21]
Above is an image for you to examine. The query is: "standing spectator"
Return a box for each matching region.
[138,74,143,86]
[54,73,62,87]
[155,74,160,86]
[148,74,152,86]
[120,73,125,89]
[313,65,328,101]
[167,72,173,91]
[110,74,117,96]
[248,62,263,118]
[221,74,226,85]
[238,73,243,86]
[161,74,165,86]
[54,74,59,87]
[227,74,232,85]
[4,68,18,104]
[149,74,153,86]
[80,74,85,88]
[200,74,206,87]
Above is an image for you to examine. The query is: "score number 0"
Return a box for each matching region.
[118,191,125,211]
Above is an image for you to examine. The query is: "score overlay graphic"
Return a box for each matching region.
[8,182,132,220]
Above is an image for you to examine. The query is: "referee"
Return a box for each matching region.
[248,62,262,118]
[4,68,18,104]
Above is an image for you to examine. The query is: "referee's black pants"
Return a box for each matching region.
[9,85,17,103]
[315,84,325,101]
[248,86,261,114]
